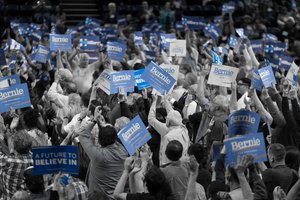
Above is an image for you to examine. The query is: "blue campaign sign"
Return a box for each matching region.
[0,83,31,113]
[263,33,278,41]
[160,33,176,50]
[212,143,224,161]
[50,34,72,52]
[0,49,6,67]
[251,69,263,91]
[145,51,156,64]
[117,15,127,25]
[85,17,101,27]
[181,16,207,30]
[134,69,151,90]
[32,146,78,175]
[268,58,280,71]
[258,65,276,88]
[118,115,152,156]
[250,40,263,54]
[80,36,100,52]
[175,21,184,32]
[213,47,228,55]
[26,27,42,42]
[279,56,294,71]
[211,50,223,64]
[107,41,127,62]
[134,32,144,45]
[265,41,286,55]
[141,61,176,94]
[35,45,50,63]
[228,35,238,49]
[204,23,221,40]
[0,75,21,87]
[224,132,267,166]
[222,2,235,13]
[228,109,260,137]
[236,28,247,38]
[110,70,135,94]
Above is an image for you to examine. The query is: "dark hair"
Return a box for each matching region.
[81,92,91,108]
[24,167,44,193]
[22,109,40,129]
[13,130,32,155]
[227,166,239,184]
[188,143,208,168]
[268,143,286,162]
[98,126,117,147]
[165,140,183,161]
[285,146,300,171]
[145,166,171,199]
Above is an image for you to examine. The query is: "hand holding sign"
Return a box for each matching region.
[235,154,254,174]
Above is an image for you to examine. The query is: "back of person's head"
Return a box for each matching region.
[165,140,183,161]
[176,73,185,87]
[268,143,286,165]
[188,143,208,168]
[13,130,32,155]
[285,146,300,171]
[12,191,30,200]
[22,108,40,130]
[24,167,44,194]
[115,117,130,132]
[68,93,81,106]
[98,126,117,147]
[65,82,77,94]
[145,166,169,199]
[166,110,182,127]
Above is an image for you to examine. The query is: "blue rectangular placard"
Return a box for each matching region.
[160,33,176,50]
[32,146,78,175]
[222,2,235,13]
[79,36,100,52]
[251,69,263,91]
[258,65,276,88]
[50,34,72,52]
[204,23,221,40]
[0,83,31,113]
[35,45,50,63]
[145,51,156,64]
[0,75,21,86]
[224,132,267,166]
[279,56,294,71]
[118,115,152,156]
[181,16,207,30]
[0,49,6,66]
[250,40,263,54]
[228,109,260,137]
[228,35,238,49]
[134,69,151,90]
[107,41,127,62]
[110,70,135,94]
[141,61,176,94]
[134,32,144,45]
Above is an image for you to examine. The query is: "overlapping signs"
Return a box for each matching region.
[0,75,21,89]
[228,109,260,138]
[207,64,239,87]
[32,146,78,175]
[35,45,50,63]
[118,115,152,156]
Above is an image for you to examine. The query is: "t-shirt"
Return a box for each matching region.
[127,193,156,200]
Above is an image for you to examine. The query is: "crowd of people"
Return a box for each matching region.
[1,0,300,199]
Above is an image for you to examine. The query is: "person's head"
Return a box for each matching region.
[165,2,171,11]
[115,117,130,132]
[183,72,197,89]
[285,146,300,171]
[176,73,185,87]
[13,130,32,155]
[210,95,229,113]
[165,140,183,161]
[188,143,208,168]
[24,167,44,194]
[268,143,286,167]
[12,191,30,200]
[22,108,40,130]
[108,2,116,13]
[142,1,148,10]
[63,82,77,95]
[237,78,251,95]
[68,93,82,117]
[79,53,89,68]
[166,110,182,127]
[144,166,167,196]
[98,126,117,147]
